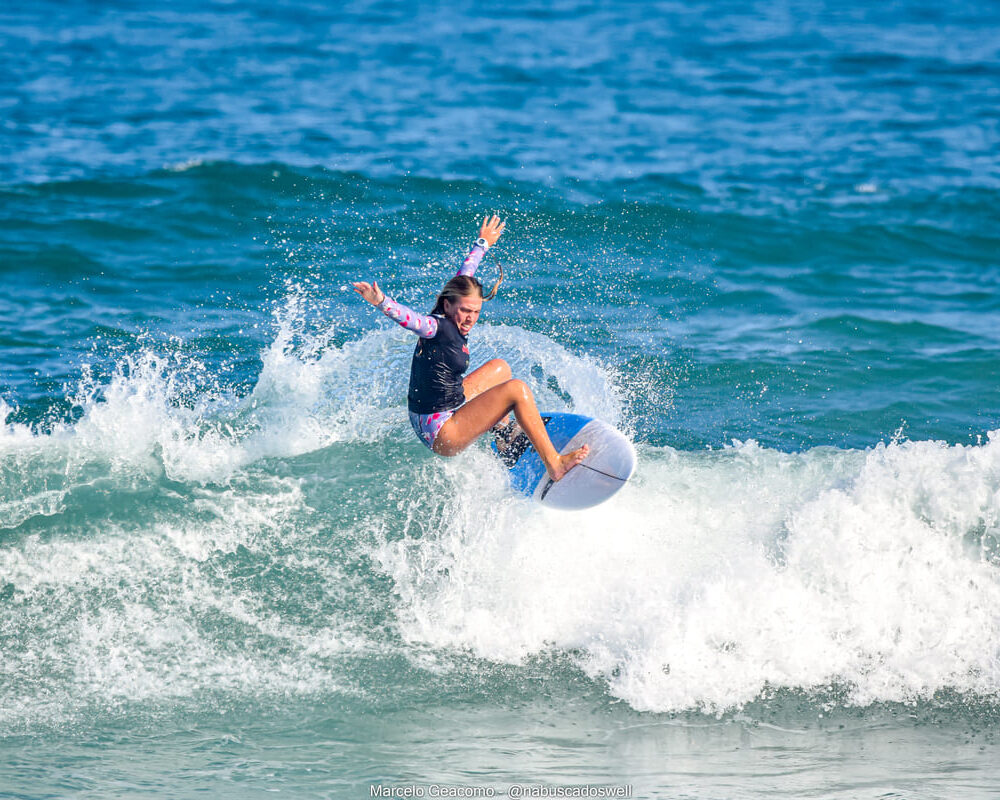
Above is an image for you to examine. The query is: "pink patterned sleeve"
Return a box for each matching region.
[377,294,438,338]
[457,243,487,277]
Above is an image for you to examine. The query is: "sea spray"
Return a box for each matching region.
[0,298,628,733]
[378,436,1000,714]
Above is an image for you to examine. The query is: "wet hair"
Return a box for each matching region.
[430,262,504,315]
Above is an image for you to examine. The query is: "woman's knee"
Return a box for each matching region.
[506,378,533,401]
[486,358,511,380]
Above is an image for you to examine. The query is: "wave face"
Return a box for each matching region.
[3,163,998,453]
[2,295,999,733]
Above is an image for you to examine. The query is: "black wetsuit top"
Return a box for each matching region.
[406,314,470,414]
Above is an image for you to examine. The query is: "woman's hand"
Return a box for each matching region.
[352,281,385,306]
[479,214,506,247]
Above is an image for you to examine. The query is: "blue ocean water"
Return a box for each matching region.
[2,1,1000,797]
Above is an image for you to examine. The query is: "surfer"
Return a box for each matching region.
[352,215,589,482]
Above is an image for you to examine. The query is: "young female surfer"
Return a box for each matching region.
[352,215,589,482]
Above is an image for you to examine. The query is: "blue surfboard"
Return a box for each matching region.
[490,412,636,510]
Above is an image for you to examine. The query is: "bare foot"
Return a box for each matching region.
[546,444,590,482]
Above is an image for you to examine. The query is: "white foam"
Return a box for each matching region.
[0,293,629,728]
[8,292,998,719]
[377,435,1000,714]
[0,472,371,730]
[162,158,204,172]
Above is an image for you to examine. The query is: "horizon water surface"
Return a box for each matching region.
[2,1,1000,798]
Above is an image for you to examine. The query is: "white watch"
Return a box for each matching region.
[475,237,490,251]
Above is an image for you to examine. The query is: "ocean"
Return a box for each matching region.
[2,1,999,797]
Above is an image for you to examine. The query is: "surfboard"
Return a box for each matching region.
[490,412,636,510]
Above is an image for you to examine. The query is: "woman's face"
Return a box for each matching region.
[442,293,482,336]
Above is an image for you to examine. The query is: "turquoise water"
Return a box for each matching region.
[2,2,1000,797]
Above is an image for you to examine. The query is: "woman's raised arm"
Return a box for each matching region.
[352,281,438,338]
[458,214,505,277]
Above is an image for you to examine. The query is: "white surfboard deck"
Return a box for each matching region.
[490,412,636,510]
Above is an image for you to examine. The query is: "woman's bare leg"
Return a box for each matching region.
[463,358,511,402]
[433,379,589,481]
[464,358,515,433]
